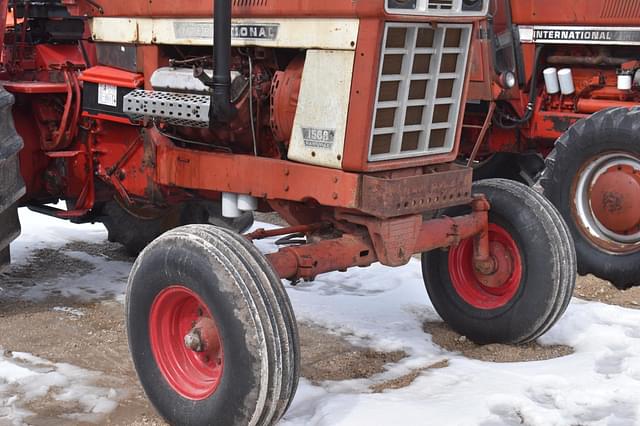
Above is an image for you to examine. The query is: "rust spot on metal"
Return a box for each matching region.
[544,115,575,133]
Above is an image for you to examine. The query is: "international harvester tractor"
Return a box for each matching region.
[0,0,576,424]
[461,0,640,288]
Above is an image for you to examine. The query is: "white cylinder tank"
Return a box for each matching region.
[237,194,258,212]
[222,193,242,218]
[618,74,633,91]
[557,68,575,95]
[543,67,560,94]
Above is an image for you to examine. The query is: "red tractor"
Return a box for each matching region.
[461,0,640,288]
[0,0,576,424]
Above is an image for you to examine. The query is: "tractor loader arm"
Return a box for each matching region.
[0,87,25,271]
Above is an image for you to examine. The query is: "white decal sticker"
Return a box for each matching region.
[98,83,118,107]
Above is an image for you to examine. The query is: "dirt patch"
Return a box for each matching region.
[0,297,408,424]
[64,240,133,263]
[0,240,131,303]
[423,322,574,363]
[1,248,94,286]
[0,299,165,425]
[299,323,407,383]
[370,359,450,393]
[575,275,640,309]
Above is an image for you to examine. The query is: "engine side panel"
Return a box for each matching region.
[287,50,355,169]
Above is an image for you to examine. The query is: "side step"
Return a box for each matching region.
[0,87,25,271]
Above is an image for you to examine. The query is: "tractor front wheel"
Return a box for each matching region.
[422,179,576,344]
[541,107,640,288]
[126,225,299,426]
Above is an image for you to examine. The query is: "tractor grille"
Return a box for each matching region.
[601,0,640,18]
[233,0,268,7]
[386,0,487,16]
[368,23,472,162]
[426,0,454,12]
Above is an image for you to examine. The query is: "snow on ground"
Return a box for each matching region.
[4,210,640,425]
[0,351,125,425]
[0,208,129,425]
[257,225,640,426]
[2,206,131,302]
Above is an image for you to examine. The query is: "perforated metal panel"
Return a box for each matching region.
[123,90,210,127]
[368,22,472,162]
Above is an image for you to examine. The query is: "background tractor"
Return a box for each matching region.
[461,0,640,288]
[0,0,576,424]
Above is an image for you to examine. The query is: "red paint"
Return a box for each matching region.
[511,0,640,25]
[2,81,69,94]
[149,286,224,401]
[270,56,304,143]
[79,66,144,88]
[448,224,523,310]
[267,199,490,281]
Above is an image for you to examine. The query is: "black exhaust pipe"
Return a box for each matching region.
[210,0,235,124]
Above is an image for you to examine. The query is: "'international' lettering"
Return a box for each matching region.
[531,27,640,44]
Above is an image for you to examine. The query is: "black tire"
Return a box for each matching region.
[127,225,299,426]
[541,107,640,289]
[422,179,576,344]
[102,199,254,256]
[209,226,300,418]
[0,87,25,271]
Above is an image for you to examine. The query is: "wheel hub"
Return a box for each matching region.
[184,317,221,354]
[149,285,224,400]
[448,224,523,310]
[590,165,640,234]
[474,241,515,289]
[573,153,640,251]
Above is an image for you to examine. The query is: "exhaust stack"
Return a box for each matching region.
[210,0,235,123]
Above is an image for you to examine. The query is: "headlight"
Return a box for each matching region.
[499,71,517,89]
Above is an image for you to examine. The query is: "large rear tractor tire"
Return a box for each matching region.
[102,199,254,256]
[422,179,576,344]
[0,88,25,271]
[541,107,640,289]
[126,225,299,426]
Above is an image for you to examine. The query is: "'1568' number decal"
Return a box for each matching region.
[302,128,336,149]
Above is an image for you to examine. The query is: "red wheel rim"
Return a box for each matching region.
[448,224,523,310]
[149,285,224,400]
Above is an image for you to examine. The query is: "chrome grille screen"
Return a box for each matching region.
[426,0,454,12]
[386,0,488,16]
[368,23,472,162]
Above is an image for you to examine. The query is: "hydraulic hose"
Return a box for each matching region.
[495,45,543,129]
